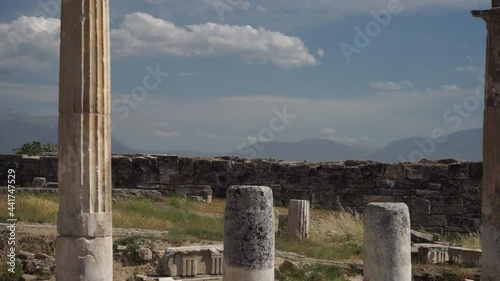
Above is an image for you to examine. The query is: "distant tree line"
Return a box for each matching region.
[13,141,57,156]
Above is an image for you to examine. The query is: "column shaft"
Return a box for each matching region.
[363,203,411,281]
[287,199,310,241]
[56,0,113,280]
[472,8,500,280]
[223,186,274,281]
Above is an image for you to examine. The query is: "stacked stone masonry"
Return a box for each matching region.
[0,154,483,234]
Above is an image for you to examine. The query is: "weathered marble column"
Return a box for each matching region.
[363,203,411,281]
[56,0,113,280]
[223,186,274,281]
[287,199,310,241]
[472,3,500,279]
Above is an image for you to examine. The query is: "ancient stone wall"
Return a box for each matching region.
[0,154,482,234]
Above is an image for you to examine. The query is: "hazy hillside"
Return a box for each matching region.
[230,138,368,161]
[0,110,135,154]
[0,110,483,162]
[370,128,482,162]
[229,129,482,162]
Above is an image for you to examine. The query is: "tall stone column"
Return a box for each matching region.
[287,199,310,241]
[56,0,113,280]
[223,186,275,281]
[363,203,411,281]
[472,3,500,280]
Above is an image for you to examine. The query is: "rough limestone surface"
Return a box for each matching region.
[223,185,274,281]
[364,203,411,281]
[287,200,310,241]
[56,237,113,280]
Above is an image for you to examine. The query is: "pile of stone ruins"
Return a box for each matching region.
[42,0,500,280]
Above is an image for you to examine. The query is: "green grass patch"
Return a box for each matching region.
[0,194,224,242]
[0,258,23,281]
[276,235,362,261]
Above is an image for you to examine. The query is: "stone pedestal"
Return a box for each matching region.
[56,0,113,280]
[287,199,310,241]
[472,6,500,280]
[363,203,411,281]
[223,186,274,281]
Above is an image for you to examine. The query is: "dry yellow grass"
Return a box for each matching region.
[310,211,364,245]
[113,210,172,230]
[193,198,226,214]
[445,232,481,249]
[0,194,58,223]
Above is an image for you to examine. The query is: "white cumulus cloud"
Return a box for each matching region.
[111,13,318,68]
[0,16,60,73]
[0,13,318,73]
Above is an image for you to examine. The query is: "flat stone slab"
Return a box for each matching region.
[413,243,481,266]
[156,245,223,277]
[448,246,481,266]
[410,230,435,244]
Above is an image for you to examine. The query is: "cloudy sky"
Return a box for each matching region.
[0,0,491,153]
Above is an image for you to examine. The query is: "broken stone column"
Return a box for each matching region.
[223,186,274,281]
[287,199,310,241]
[56,0,113,280]
[363,203,411,281]
[472,4,500,280]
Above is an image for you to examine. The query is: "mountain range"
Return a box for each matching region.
[0,109,482,162]
[0,110,136,154]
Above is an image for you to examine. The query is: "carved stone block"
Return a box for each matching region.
[156,245,223,277]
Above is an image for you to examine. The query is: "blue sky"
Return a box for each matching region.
[0,0,491,153]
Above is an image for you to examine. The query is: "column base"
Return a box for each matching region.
[222,259,274,281]
[56,236,113,281]
[481,222,500,280]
